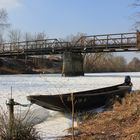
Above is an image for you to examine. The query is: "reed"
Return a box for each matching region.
[0,107,42,140]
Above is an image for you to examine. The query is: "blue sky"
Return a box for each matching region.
[0,0,138,38]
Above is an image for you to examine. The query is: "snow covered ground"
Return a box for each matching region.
[0,72,140,139]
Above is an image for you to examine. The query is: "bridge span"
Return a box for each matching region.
[0,32,140,76]
[0,32,140,56]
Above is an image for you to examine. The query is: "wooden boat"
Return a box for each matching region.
[27,76,132,113]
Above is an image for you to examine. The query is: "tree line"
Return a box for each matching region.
[84,54,140,73]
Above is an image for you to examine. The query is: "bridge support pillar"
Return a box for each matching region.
[62,52,84,76]
[137,31,140,49]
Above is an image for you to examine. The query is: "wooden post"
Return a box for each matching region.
[5,87,30,139]
[6,87,15,139]
[71,93,75,140]
[7,98,15,139]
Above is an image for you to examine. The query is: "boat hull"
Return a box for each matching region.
[27,83,132,113]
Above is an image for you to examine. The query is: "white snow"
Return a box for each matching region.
[0,72,140,139]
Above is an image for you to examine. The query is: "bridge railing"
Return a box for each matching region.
[0,39,70,53]
[75,32,137,48]
[0,32,139,56]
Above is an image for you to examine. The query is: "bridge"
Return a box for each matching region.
[0,32,140,76]
[0,32,140,56]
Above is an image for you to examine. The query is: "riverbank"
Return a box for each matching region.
[61,91,140,140]
[0,57,62,74]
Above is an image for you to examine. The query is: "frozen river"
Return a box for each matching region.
[0,72,140,139]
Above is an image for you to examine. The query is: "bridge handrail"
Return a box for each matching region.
[0,32,139,55]
[75,32,137,47]
[79,32,136,38]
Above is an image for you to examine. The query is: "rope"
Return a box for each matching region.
[14,102,33,107]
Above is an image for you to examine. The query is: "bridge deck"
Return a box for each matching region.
[0,32,139,57]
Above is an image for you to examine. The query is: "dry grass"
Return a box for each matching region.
[0,67,22,74]
[0,109,42,140]
[60,91,140,140]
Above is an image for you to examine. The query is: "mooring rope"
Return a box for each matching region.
[14,102,33,107]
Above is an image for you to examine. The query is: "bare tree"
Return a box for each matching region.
[84,53,113,72]
[6,29,22,52]
[0,9,9,29]
[132,0,140,6]
[110,56,127,72]
[34,32,46,40]
[8,29,22,42]
[24,32,33,41]
[23,31,47,41]
[132,0,140,30]
[127,57,140,71]
[0,8,10,43]
[65,32,87,45]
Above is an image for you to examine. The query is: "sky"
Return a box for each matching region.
[0,0,139,61]
[0,0,138,39]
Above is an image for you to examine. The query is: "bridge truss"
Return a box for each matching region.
[0,32,139,57]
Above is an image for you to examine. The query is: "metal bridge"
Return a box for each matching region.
[0,32,140,57]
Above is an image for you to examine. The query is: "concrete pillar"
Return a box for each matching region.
[62,52,84,76]
[137,32,140,49]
